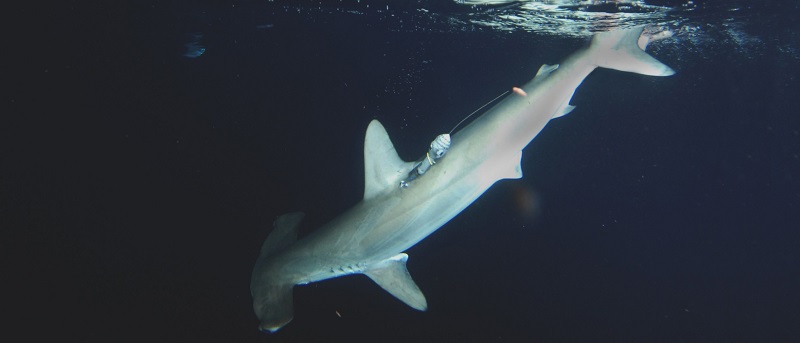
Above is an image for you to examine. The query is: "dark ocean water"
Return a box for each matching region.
[4,0,800,342]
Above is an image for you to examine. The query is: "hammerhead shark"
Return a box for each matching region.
[251,27,674,332]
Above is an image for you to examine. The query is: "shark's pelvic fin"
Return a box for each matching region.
[363,120,416,200]
[589,26,675,76]
[503,150,524,180]
[363,253,428,311]
[259,212,304,258]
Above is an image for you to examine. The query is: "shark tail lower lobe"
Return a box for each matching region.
[589,26,675,77]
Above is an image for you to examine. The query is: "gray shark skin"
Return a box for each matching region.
[251,27,674,333]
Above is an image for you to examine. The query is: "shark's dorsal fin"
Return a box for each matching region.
[259,212,304,258]
[363,120,415,200]
[363,253,428,311]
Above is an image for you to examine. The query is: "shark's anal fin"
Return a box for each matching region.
[363,120,415,200]
[552,104,576,119]
[259,212,304,258]
[363,253,428,311]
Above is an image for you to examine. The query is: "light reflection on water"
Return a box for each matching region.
[260,0,778,59]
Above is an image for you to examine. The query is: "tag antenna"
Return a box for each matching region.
[449,90,509,135]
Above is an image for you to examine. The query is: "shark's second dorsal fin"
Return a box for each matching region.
[525,64,560,90]
[531,63,577,119]
[363,120,415,200]
[535,63,559,79]
[363,253,428,311]
[259,212,304,258]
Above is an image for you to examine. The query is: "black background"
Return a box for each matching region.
[4,1,799,342]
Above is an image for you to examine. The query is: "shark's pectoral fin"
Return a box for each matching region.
[364,253,428,311]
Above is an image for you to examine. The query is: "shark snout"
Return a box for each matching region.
[258,318,292,333]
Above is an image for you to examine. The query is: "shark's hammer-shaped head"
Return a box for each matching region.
[252,281,294,333]
[251,212,304,333]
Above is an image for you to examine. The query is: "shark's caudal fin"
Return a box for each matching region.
[588,27,675,77]
[363,120,415,200]
[364,253,428,311]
